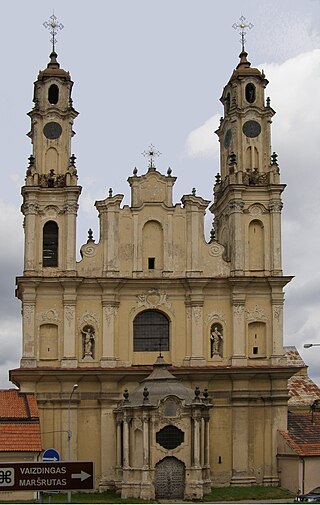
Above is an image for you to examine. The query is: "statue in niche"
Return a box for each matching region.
[82,325,95,359]
[210,324,223,357]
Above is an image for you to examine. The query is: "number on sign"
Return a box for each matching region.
[0,468,14,486]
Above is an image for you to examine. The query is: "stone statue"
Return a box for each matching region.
[210,324,223,357]
[82,326,95,359]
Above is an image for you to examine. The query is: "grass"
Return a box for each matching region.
[204,485,294,502]
[0,487,294,503]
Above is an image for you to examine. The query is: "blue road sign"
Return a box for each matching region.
[42,448,60,462]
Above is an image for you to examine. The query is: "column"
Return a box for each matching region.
[229,199,244,275]
[21,290,37,367]
[142,415,149,467]
[101,290,119,366]
[231,295,246,366]
[65,197,79,272]
[123,415,130,468]
[193,413,201,468]
[269,199,283,275]
[23,202,38,272]
[62,285,77,368]
[116,421,122,467]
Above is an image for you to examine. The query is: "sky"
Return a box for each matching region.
[1,0,320,387]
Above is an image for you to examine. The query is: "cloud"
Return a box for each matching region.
[185,113,220,160]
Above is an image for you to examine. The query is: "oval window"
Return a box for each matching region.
[48,84,59,105]
[245,83,256,104]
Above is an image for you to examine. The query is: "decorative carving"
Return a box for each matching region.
[206,311,226,324]
[63,203,79,214]
[245,305,268,322]
[64,305,75,324]
[80,242,97,258]
[39,171,66,188]
[209,243,224,257]
[193,306,203,324]
[104,305,118,326]
[229,200,244,213]
[273,305,283,322]
[243,170,269,186]
[79,311,100,330]
[269,201,283,213]
[130,289,174,314]
[40,308,60,323]
[186,307,192,320]
[233,304,244,324]
[23,304,34,324]
[248,204,268,216]
[21,203,39,215]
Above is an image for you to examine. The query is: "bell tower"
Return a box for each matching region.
[212,38,284,278]
[22,41,81,275]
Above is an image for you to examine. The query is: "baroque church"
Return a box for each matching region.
[10,24,301,500]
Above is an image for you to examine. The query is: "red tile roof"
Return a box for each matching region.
[280,412,320,456]
[0,389,42,452]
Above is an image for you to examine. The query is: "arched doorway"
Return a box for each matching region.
[155,456,185,499]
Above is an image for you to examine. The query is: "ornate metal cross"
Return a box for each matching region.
[232,15,254,52]
[43,12,64,52]
[142,144,161,171]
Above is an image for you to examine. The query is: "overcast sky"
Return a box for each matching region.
[1,0,320,388]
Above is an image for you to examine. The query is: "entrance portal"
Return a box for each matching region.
[155,456,185,499]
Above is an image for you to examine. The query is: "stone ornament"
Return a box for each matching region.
[80,242,98,258]
[209,243,224,257]
[130,288,174,314]
[78,311,100,330]
[206,311,226,324]
[245,305,268,322]
[40,307,61,323]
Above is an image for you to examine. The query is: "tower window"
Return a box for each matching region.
[245,83,256,104]
[133,310,169,352]
[148,257,155,269]
[253,346,258,355]
[43,221,58,267]
[48,84,59,105]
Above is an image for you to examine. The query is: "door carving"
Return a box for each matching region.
[155,456,185,499]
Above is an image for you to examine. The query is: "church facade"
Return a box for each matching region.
[10,42,300,499]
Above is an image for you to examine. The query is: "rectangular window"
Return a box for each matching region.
[148,257,155,269]
[253,346,258,355]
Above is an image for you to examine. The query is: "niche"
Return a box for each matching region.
[39,323,58,360]
[142,220,163,271]
[248,220,264,271]
[248,321,266,358]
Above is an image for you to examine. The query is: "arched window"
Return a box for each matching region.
[245,83,256,103]
[133,310,169,352]
[43,221,58,267]
[48,84,59,105]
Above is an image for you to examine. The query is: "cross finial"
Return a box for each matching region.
[43,12,64,52]
[142,144,161,171]
[232,15,253,53]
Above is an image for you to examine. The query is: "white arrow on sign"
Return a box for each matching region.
[42,457,59,462]
[71,470,91,482]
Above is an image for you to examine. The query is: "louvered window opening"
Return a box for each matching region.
[156,425,184,450]
[133,310,169,352]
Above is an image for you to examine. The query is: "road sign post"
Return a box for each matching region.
[0,462,94,492]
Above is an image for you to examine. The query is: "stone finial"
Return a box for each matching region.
[215,173,221,185]
[203,388,209,402]
[167,167,172,176]
[123,389,129,403]
[266,97,271,108]
[108,188,113,197]
[210,228,215,242]
[143,387,150,403]
[194,386,201,401]
[192,188,196,196]
[70,154,76,167]
[28,155,35,167]
[271,152,278,166]
[229,152,237,166]
[87,228,94,243]
[133,167,138,176]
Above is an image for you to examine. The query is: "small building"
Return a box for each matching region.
[278,348,320,494]
[0,389,42,501]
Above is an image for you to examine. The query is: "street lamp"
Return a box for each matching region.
[68,384,78,461]
[304,343,320,349]
[67,384,78,504]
